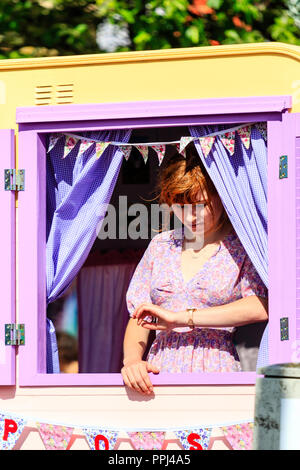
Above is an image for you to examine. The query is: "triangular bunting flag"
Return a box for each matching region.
[219,130,235,156]
[174,428,212,450]
[135,145,149,164]
[119,145,132,161]
[0,413,27,450]
[128,431,166,450]
[82,428,118,450]
[198,136,215,158]
[95,141,110,159]
[179,136,195,154]
[48,133,62,153]
[36,422,74,450]
[237,125,251,150]
[62,135,79,159]
[255,122,267,142]
[77,139,94,159]
[175,143,186,158]
[152,145,166,166]
[221,422,253,450]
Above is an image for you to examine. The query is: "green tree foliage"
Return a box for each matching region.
[0,0,299,59]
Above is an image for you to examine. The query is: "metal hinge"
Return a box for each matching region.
[4,169,25,191]
[5,324,25,346]
[279,155,288,179]
[280,317,289,341]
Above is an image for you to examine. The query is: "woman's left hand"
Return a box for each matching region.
[132,303,177,331]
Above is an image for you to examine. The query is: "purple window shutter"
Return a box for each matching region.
[268,113,300,365]
[295,116,300,356]
[0,130,16,385]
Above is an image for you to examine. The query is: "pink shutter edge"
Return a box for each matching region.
[0,129,16,385]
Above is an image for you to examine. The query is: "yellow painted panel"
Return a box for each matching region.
[0,42,299,131]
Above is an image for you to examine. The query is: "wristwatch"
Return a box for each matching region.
[186,308,196,329]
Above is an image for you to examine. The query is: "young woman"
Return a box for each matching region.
[121,144,268,396]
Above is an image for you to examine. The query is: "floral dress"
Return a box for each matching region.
[126,227,268,373]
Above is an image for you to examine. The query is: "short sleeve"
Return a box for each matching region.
[126,239,154,317]
[237,254,268,299]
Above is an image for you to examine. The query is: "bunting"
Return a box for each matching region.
[135,145,149,164]
[152,145,166,166]
[77,139,94,159]
[36,422,74,450]
[96,141,110,159]
[82,428,118,450]
[174,428,212,451]
[255,122,267,142]
[175,143,186,158]
[48,133,62,153]
[199,136,215,158]
[119,145,132,161]
[219,130,235,156]
[0,413,27,450]
[179,136,195,154]
[128,431,166,450]
[221,422,253,450]
[0,409,254,450]
[47,121,266,164]
[237,125,251,150]
[62,135,79,159]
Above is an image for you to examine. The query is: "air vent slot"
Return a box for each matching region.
[34,85,53,105]
[56,84,74,104]
[34,84,74,105]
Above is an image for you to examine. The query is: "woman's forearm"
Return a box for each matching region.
[176,295,268,328]
[123,318,151,365]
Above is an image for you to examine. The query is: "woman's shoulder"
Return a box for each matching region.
[146,229,180,253]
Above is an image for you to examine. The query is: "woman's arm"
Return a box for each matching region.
[133,295,268,330]
[121,318,159,395]
[177,295,268,328]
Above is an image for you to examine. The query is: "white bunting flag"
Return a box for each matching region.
[179,136,195,154]
[95,141,110,159]
[62,135,79,159]
[77,139,94,159]
[82,428,118,450]
[48,133,62,153]
[199,136,215,158]
[0,412,27,450]
[135,145,149,164]
[219,131,235,156]
[152,144,166,166]
[237,125,251,150]
[174,428,212,451]
[119,145,132,161]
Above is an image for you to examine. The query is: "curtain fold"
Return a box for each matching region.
[189,124,268,369]
[77,262,138,373]
[46,129,132,372]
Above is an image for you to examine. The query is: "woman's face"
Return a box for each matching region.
[172,189,224,237]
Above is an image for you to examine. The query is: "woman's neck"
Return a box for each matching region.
[183,222,233,251]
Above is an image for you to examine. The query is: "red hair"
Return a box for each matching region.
[155,143,230,235]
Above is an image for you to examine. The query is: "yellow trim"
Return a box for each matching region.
[1,42,300,70]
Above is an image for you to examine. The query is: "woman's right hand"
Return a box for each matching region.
[121,358,160,396]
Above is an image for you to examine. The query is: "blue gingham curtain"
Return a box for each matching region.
[189,124,268,369]
[46,129,132,372]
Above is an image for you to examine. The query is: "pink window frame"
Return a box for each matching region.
[15,95,292,386]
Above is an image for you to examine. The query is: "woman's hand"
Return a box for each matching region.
[132,303,178,331]
[121,358,160,396]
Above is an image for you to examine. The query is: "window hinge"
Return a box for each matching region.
[280,317,289,341]
[4,169,25,191]
[279,155,288,179]
[5,324,25,346]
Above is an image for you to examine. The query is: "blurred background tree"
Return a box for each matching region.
[0,0,299,59]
